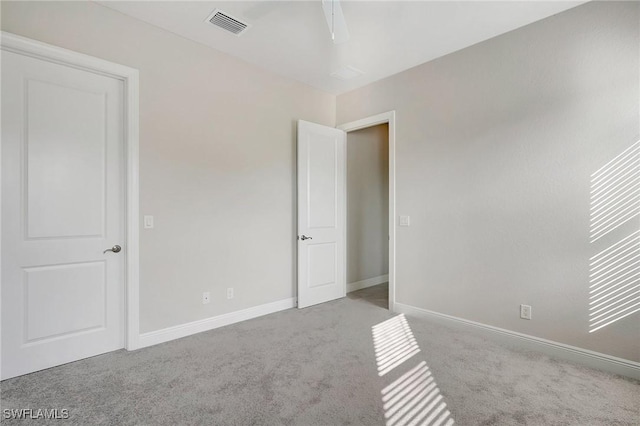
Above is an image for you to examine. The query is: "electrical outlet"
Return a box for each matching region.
[399,215,410,227]
[227,288,234,300]
[520,304,532,320]
[202,292,210,305]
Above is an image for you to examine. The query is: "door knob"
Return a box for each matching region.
[300,235,313,241]
[103,245,122,254]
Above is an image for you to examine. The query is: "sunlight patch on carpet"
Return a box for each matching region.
[373,314,455,426]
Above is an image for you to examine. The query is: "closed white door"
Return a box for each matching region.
[1,51,125,379]
[297,120,346,308]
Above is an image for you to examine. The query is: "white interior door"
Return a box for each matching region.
[1,51,125,379]
[297,120,346,308]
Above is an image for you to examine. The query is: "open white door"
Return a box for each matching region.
[297,120,346,308]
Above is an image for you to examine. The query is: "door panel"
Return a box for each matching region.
[308,136,338,228]
[26,79,107,239]
[297,120,346,308]
[24,262,106,342]
[308,243,337,288]
[1,51,125,379]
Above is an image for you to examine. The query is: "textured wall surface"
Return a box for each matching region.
[347,124,389,284]
[337,1,640,361]
[1,1,335,333]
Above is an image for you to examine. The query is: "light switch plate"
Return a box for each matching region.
[399,215,410,227]
[143,215,154,229]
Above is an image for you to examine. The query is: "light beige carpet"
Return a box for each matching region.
[1,284,638,425]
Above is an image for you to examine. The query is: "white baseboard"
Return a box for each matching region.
[137,297,296,349]
[395,302,640,380]
[347,274,389,293]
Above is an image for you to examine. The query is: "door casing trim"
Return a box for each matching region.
[338,111,397,311]
[0,31,141,351]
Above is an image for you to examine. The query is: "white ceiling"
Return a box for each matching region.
[98,1,585,95]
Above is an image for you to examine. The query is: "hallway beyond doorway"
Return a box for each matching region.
[347,283,388,309]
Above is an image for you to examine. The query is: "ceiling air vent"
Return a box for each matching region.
[206,9,250,36]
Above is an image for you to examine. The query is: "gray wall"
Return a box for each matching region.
[337,1,640,362]
[1,1,335,333]
[3,1,638,363]
[347,124,389,285]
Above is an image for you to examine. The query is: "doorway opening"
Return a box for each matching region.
[339,111,396,311]
[345,124,390,309]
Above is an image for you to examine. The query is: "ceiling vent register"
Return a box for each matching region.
[206,10,250,36]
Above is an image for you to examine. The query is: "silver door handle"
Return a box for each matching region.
[300,235,312,241]
[103,245,122,254]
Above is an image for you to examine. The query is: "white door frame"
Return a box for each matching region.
[0,32,141,350]
[338,111,397,311]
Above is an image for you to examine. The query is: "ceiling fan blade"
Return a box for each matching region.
[321,0,350,44]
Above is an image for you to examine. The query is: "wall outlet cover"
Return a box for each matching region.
[520,304,532,320]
